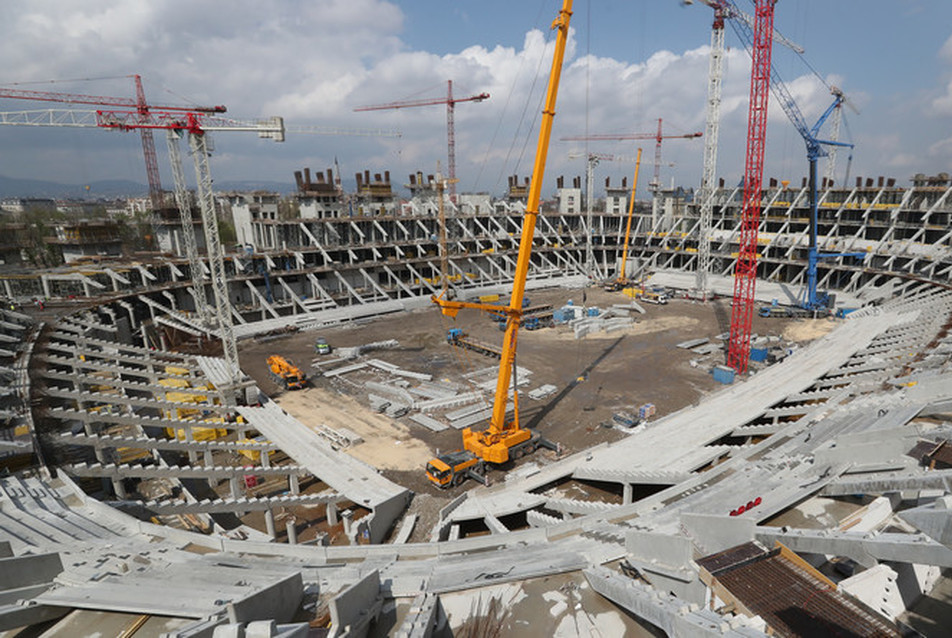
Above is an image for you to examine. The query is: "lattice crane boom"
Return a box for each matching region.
[726,0,776,376]
[354,80,489,199]
[0,75,226,211]
[726,2,859,312]
[689,1,803,299]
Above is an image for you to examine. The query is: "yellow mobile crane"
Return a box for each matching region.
[605,147,643,292]
[425,0,573,488]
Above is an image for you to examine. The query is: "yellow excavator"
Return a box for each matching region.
[425,0,573,488]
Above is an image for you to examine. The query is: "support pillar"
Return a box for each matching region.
[623,483,633,506]
[230,477,240,500]
[203,450,214,467]
[326,501,338,526]
[112,478,127,500]
[341,510,353,537]
[289,473,299,495]
[264,508,276,539]
[286,519,297,545]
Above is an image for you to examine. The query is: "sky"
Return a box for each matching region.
[0,0,950,199]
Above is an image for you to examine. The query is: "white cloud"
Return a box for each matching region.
[0,2,942,193]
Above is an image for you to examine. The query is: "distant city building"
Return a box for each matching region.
[0,198,56,214]
[48,220,123,263]
[220,191,280,248]
[295,168,344,221]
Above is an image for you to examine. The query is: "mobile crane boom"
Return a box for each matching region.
[430,0,573,468]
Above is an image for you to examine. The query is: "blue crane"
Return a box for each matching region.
[726,1,865,311]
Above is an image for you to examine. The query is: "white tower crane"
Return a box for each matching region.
[685,0,803,299]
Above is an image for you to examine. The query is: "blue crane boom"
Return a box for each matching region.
[725,0,864,311]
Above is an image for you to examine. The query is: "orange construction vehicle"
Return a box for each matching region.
[425,0,571,488]
[267,355,306,390]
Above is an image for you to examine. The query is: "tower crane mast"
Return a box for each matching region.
[686,0,803,299]
[354,80,489,199]
[726,0,776,375]
[0,106,285,389]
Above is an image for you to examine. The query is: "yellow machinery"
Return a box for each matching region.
[426,0,572,480]
[267,355,307,390]
[604,148,643,291]
[159,377,228,441]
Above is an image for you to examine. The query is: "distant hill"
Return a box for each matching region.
[0,174,296,199]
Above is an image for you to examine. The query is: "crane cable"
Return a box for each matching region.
[487,0,557,193]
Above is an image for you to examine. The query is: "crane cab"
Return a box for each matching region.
[425,450,486,488]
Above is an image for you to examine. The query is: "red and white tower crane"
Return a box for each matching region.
[727,0,776,375]
[562,118,701,195]
[0,106,284,388]
[563,120,702,276]
[0,75,226,210]
[354,80,489,199]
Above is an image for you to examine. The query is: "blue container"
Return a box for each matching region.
[750,347,768,362]
[587,307,600,317]
[712,366,735,385]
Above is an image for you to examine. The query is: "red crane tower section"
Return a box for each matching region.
[727,0,776,375]
[354,80,488,199]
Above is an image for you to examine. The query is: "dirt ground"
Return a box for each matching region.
[237,285,817,501]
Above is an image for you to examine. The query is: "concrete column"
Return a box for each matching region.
[326,501,338,526]
[82,279,92,298]
[623,483,633,506]
[203,450,214,467]
[3,279,12,299]
[261,449,270,468]
[264,508,276,539]
[341,510,353,537]
[230,477,240,500]
[41,275,51,299]
[286,519,297,545]
[112,478,127,500]
[289,473,299,495]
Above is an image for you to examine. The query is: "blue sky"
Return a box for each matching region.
[0,0,950,198]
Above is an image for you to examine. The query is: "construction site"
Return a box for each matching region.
[1,1,952,637]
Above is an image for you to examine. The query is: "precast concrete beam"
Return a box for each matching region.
[821,469,952,496]
[754,526,952,569]
[583,566,768,638]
